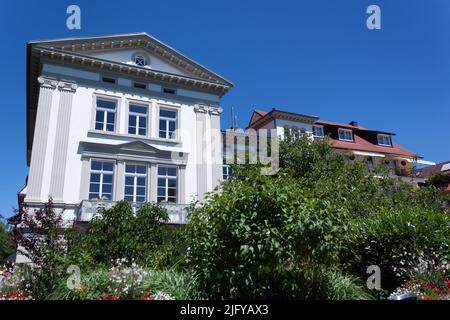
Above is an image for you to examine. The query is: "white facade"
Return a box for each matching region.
[22,33,233,225]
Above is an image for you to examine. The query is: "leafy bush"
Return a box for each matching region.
[342,207,450,292]
[68,201,170,268]
[186,133,447,299]
[10,199,68,299]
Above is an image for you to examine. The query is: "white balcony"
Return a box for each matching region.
[78,200,190,225]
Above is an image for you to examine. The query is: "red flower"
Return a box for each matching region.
[111,295,120,300]
[447,280,450,288]
[139,293,153,300]
[434,288,442,295]
[102,293,110,300]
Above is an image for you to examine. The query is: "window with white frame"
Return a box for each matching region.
[128,104,148,136]
[157,166,177,203]
[159,109,177,140]
[95,98,116,132]
[134,55,148,67]
[377,134,392,146]
[124,164,147,203]
[338,128,353,141]
[313,125,324,137]
[89,161,114,200]
[223,165,233,180]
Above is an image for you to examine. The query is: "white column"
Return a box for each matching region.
[26,77,58,202]
[49,81,77,202]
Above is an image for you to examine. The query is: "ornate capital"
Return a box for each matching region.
[38,76,58,89]
[194,104,208,113]
[58,81,77,93]
[209,105,223,115]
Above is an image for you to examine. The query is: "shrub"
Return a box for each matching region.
[68,201,170,268]
[10,199,69,299]
[342,207,450,292]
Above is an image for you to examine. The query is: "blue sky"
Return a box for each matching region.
[0,0,449,219]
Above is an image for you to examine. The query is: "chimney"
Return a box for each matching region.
[349,121,359,127]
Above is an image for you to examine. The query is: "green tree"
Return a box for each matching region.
[0,220,14,264]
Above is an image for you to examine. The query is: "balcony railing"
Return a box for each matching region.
[78,200,190,224]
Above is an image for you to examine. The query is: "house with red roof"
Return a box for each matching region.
[245,108,435,185]
[417,161,450,194]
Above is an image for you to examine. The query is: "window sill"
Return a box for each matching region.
[88,130,182,146]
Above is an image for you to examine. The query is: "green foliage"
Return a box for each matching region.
[428,172,450,189]
[68,201,170,268]
[186,132,448,299]
[342,207,450,292]
[0,221,14,263]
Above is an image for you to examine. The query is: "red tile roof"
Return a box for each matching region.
[416,161,450,178]
[327,135,416,158]
[248,109,418,159]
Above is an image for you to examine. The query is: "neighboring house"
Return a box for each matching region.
[245,108,434,185]
[13,33,233,234]
[417,161,450,194]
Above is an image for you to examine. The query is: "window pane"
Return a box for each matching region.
[103,163,114,172]
[107,112,115,124]
[125,176,134,185]
[168,188,176,197]
[90,173,100,183]
[95,122,104,130]
[130,105,147,114]
[137,177,146,186]
[91,161,102,171]
[157,187,165,196]
[125,186,134,196]
[106,124,115,132]
[95,110,104,123]
[102,184,112,194]
[136,187,146,196]
[157,197,165,203]
[158,167,167,176]
[128,126,136,135]
[103,174,113,184]
[167,197,176,203]
[97,99,116,110]
[167,179,176,188]
[89,183,100,193]
[136,196,146,203]
[136,165,146,174]
[125,195,134,202]
[159,131,166,139]
[128,115,136,127]
[159,120,166,130]
[167,168,177,176]
[157,178,165,187]
[138,128,146,136]
[125,165,135,173]
[160,109,176,118]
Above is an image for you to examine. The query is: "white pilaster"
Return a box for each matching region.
[26,77,58,202]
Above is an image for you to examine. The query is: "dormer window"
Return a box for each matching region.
[377,134,392,146]
[313,125,324,137]
[338,128,353,141]
[134,55,148,67]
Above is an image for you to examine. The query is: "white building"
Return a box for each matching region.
[19,33,233,225]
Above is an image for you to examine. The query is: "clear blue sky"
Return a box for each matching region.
[0,0,449,219]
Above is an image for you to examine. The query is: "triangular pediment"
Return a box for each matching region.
[118,141,160,154]
[29,33,232,86]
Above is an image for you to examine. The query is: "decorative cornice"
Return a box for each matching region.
[34,46,231,96]
[58,81,77,92]
[38,76,58,89]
